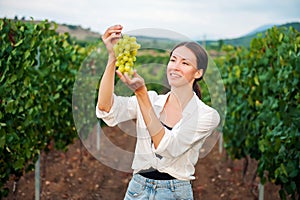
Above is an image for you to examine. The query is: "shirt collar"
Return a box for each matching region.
[154,91,171,108]
[154,91,198,116]
[182,92,198,115]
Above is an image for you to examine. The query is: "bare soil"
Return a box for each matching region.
[4,126,281,200]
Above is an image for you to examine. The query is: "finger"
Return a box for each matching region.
[132,71,145,84]
[103,32,122,42]
[133,70,141,78]
[102,25,123,39]
[123,73,134,84]
[102,30,122,41]
[107,29,122,36]
[116,70,127,83]
[105,25,123,34]
[116,70,123,78]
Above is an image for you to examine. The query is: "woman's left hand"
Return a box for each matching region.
[116,70,146,92]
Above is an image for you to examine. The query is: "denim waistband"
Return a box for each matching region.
[132,173,191,191]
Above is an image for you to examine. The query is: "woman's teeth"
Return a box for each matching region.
[170,72,181,78]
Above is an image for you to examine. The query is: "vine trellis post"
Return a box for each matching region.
[35,46,41,200]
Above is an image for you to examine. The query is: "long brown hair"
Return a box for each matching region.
[170,42,208,99]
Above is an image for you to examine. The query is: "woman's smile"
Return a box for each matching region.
[169,72,182,78]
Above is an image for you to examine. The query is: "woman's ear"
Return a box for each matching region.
[194,69,203,79]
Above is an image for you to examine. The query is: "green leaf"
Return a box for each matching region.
[25,99,33,109]
[26,149,32,159]
[14,39,24,47]
[0,134,5,149]
[53,93,60,100]
[5,99,15,114]
[258,139,265,152]
[13,157,25,170]
[280,163,288,177]
[8,74,18,84]
[278,33,283,42]
[254,75,259,86]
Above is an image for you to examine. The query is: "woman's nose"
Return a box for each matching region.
[171,61,181,70]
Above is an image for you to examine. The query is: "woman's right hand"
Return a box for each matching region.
[101,25,123,59]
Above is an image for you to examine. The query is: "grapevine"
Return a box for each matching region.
[218,26,300,199]
[0,18,89,197]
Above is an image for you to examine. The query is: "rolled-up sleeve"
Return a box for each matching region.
[152,108,220,158]
[96,94,138,126]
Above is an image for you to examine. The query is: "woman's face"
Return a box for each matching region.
[167,46,202,88]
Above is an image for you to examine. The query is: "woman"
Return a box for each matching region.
[96,25,220,200]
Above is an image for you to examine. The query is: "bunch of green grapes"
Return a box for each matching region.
[113,34,141,75]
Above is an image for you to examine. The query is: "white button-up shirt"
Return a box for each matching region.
[96,91,220,180]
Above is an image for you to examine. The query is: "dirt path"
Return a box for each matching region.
[4,126,280,200]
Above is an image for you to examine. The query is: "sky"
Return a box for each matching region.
[0,0,299,40]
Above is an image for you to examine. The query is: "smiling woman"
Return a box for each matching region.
[96,24,220,200]
[167,41,208,99]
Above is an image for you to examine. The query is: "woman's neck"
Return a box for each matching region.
[169,86,194,111]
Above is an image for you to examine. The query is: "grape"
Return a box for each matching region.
[113,34,141,76]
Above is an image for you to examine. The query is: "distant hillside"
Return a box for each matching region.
[18,19,300,47]
[211,22,300,47]
[18,19,102,42]
[244,24,276,36]
[55,21,299,48]
[55,23,101,42]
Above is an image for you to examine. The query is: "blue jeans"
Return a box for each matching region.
[124,174,194,200]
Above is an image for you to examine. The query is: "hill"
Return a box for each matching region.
[244,24,276,36]
[15,19,300,47]
[55,23,101,42]
[205,22,300,47]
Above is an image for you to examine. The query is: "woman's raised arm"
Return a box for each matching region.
[97,25,123,112]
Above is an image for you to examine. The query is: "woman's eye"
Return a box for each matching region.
[183,62,189,65]
[170,59,175,62]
